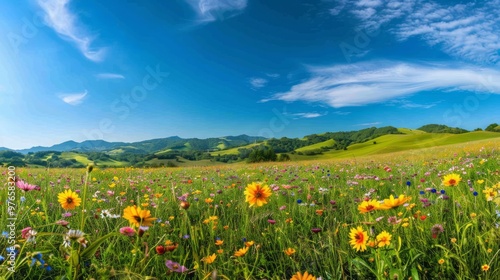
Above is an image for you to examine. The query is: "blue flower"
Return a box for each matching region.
[419,191,425,195]
[431,189,437,193]
[473,191,478,196]
[406,181,411,186]
[1,231,8,238]
[297,199,302,204]
[440,190,446,194]
[0,255,5,263]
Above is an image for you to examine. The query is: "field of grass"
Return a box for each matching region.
[295,139,335,153]
[1,139,500,279]
[209,143,262,156]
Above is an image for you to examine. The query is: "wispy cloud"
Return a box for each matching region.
[59,90,87,105]
[356,122,381,126]
[262,61,500,108]
[37,0,105,62]
[249,77,268,89]
[289,112,327,119]
[186,0,247,23]
[341,0,500,64]
[96,73,125,80]
[388,99,440,109]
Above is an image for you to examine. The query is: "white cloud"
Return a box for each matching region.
[37,0,105,62]
[249,77,268,89]
[59,90,87,105]
[263,61,500,108]
[388,99,440,109]
[96,73,125,80]
[290,112,327,119]
[186,0,247,23]
[342,0,500,64]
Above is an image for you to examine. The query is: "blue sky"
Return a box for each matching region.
[1,0,500,149]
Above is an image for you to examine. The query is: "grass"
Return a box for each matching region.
[1,139,500,279]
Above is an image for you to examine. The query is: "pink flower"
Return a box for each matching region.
[16,180,40,191]
[21,227,32,239]
[119,227,136,237]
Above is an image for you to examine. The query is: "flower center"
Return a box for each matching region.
[366,205,375,211]
[134,216,142,222]
[67,198,73,203]
[255,190,262,198]
[449,179,456,185]
[355,233,364,243]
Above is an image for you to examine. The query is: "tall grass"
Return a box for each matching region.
[1,140,499,279]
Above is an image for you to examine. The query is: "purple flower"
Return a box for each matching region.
[267,219,276,225]
[165,260,188,273]
[311,228,322,233]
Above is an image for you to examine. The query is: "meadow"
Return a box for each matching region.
[1,139,500,279]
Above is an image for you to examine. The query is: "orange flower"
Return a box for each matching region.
[122,205,156,227]
[233,247,249,257]
[284,248,296,256]
[349,226,368,252]
[358,199,381,213]
[244,182,272,207]
[290,271,316,280]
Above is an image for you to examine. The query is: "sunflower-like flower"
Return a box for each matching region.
[244,182,272,207]
[358,199,381,213]
[349,226,368,252]
[376,231,392,247]
[442,173,462,187]
[57,190,82,210]
[290,271,316,280]
[122,205,156,227]
[233,247,249,257]
[378,195,411,210]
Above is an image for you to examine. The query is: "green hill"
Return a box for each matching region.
[291,131,500,160]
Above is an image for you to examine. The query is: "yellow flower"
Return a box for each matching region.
[234,247,249,257]
[450,238,457,243]
[284,248,296,256]
[477,179,485,184]
[202,253,216,264]
[122,205,156,227]
[205,198,214,203]
[442,174,461,187]
[483,188,497,201]
[470,213,477,218]
[244,182,272,207]
[378,195,411,210]
[358,199,381,213]
[481,264,490,271]
[349,226,368,252]
[376,231,392,247]
[57,190,82,210]
[215,240,224,246]
[290,271,316,280]
[245,241,255,247]
[438,259,445,265]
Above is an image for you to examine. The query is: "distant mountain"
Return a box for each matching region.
[0,147,11,151]
[15,135,266,154]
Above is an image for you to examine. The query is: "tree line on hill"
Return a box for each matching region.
[1,123,499,167]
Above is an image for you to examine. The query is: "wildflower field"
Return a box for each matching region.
[1,140,500,279]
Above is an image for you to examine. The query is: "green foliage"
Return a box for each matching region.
[418,124,469,134]
[485,123,500,132]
